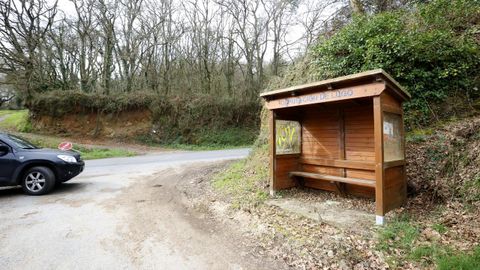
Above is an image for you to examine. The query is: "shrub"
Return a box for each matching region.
[311,0,480,129]
[28,91,261,145]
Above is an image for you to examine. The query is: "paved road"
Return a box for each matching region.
[0,148,288,270]
[83,148,250,176]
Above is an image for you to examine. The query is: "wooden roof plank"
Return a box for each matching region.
[260,69,411,101]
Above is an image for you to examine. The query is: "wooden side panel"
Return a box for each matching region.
[344,104,375,162]
[301,108,341,160]
[381,92,403,114]
[346,169,376,180]
[384,166,407,212]
[274,155,299,190]
[345,185,375,198]
[345,168,376,198]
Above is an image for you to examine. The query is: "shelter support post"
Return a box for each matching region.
[269,110,276,196]
[374,96,385,225]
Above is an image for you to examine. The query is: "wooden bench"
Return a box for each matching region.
[288,171,376,188]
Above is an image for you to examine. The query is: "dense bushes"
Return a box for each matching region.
[28,91,261,145]
[29,91,155,116]
[305,0,480,128]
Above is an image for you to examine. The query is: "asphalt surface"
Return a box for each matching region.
[0,148,265,270]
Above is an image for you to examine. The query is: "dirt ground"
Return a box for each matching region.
[102,162,288,269]
[170,162,390,270]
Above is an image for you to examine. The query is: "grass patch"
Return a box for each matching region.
[377,215,480,269]
[437,246,480,270]
[408,244,454,265]
[76,147,136,160]
[12,133,136,160]
[160,143,251,151]
[377,215,420,252]
[406,128,434,143]
[194,127,257,147]
[0,110,32,132]
[137,127,256,150]
[432,223,448,234]
[212,145,269,209]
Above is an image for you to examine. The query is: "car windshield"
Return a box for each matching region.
[7,135,39,149]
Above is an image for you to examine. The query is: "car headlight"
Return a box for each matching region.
[57,155,77,163]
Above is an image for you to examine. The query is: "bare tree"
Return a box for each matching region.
[0,0,58,100]
[71,0,99,92]
[96,0,117,94]
[1,0,414,102]
[0,84,15,107]
[265,0,298,76]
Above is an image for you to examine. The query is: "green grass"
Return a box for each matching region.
[377,215,420,252]
[377,215,480,269]
[437,246,480,270]
[432,223,448,234]
[161,143,251,151]
[12,134,136,160]
[136,127,256,151]
[75,147,136,160]
[0,110,32,132]
[212,145,269,209]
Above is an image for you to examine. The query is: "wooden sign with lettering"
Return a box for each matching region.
[265,82,385,110]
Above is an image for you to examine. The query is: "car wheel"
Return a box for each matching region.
[22,167,55,195]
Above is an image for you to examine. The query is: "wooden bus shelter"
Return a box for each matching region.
[260,69,411,225]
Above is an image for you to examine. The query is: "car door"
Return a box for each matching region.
[0,141,16,183]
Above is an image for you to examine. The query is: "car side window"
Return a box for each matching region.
[0,141,9,155]
[0,140,10,149]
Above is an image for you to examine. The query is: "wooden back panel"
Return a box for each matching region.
[298,103,375,196]
[301,107,341,159]
[344,103,376,186]
[344,104,375,162]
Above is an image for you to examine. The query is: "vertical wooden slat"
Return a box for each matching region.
[339,108,346,175]
[373,96,385,216]
[336,108,346,194]
[269,110,277,195]
[400,105,407,201]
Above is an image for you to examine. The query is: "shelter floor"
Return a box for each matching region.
[268,187,378,230]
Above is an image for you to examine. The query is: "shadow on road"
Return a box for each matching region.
[0,186,23,196]
[54,182,89,194]
[0,182,88,197]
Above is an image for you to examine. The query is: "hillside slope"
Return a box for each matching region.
[212,0,480,268]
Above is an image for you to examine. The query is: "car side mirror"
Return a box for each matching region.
[0,145,9,156]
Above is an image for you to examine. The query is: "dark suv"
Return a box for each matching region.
[0,133,84,195]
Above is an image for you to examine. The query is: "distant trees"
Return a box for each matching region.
[0,0,58,100]
[0,0,419,103]
[0,87,15,107]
